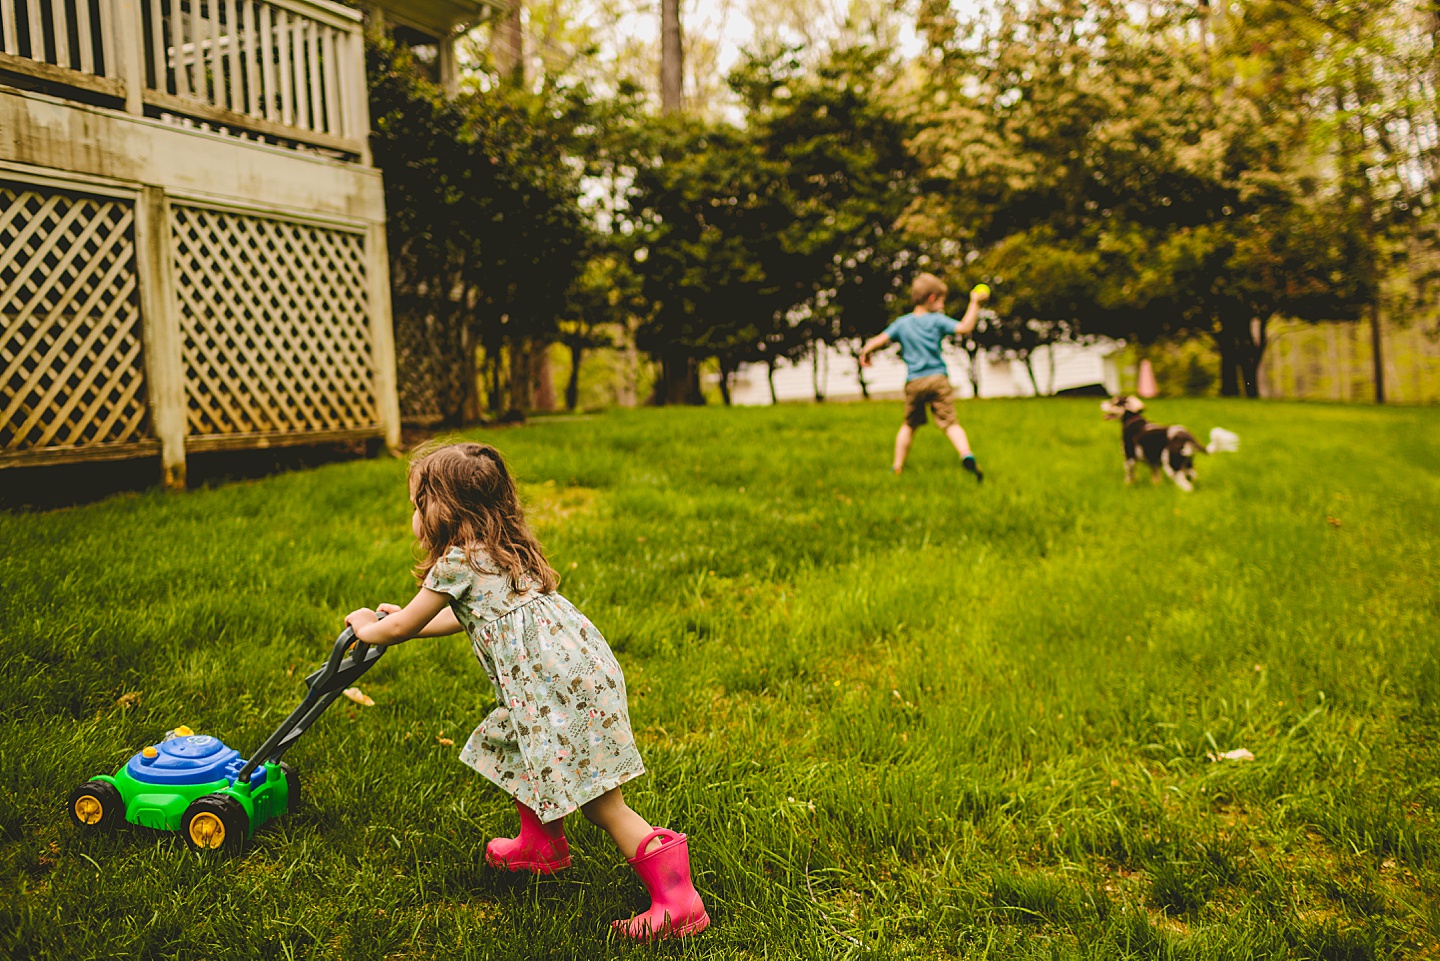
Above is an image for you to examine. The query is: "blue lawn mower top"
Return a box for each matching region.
[68,619,385,852]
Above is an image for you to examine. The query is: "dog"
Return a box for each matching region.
[1100,396,1237,492]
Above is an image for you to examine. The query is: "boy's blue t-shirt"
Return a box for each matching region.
[884,311,959,382]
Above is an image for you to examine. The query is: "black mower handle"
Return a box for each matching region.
[235,613,388,784]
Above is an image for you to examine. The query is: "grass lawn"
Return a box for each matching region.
[2,398,1439,960]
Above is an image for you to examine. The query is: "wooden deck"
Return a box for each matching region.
[1,0,399,487]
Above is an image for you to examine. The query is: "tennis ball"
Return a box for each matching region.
[972,283,991,297]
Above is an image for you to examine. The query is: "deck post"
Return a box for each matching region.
[135,187,188,489]
[111,0,145,115]
[366,221,401,453]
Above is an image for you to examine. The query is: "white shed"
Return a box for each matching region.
[0,0,482,487]
[728,339,1123,406]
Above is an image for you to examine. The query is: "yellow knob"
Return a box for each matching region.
[142,746,158,758]
[173,725,193,737]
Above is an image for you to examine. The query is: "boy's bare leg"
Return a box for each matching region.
[893,424,915,473]
[943,424,972,458]
[582,787,661,858]
[945,424,984,481]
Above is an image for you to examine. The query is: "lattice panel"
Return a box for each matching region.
[394,303,465,425]
[1,184,150,452]
[171,205,377,436]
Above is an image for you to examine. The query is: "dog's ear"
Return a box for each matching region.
[1124,396,1145,413]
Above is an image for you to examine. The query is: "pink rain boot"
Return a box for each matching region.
[611,828,710,940]
[485,801,571,874]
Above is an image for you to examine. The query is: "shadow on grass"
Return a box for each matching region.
[0,442,390,512]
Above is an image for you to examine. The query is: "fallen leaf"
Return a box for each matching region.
[1327,516,1342,527]
[437,736,455,747]
[343,687,375,707]
[116,692,140,709]
[1207,748,1255,762]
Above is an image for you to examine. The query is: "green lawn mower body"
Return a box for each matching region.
[69,621,384,852]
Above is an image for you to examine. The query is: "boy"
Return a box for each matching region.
[859,272,988,479]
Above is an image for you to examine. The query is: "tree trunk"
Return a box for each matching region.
[1213,326,1241,397]
[508,336,532,415]
[965,346,981,397]
[1370,304,1386,403]
[812,346,825,402]
[1237,317,1268,399]
[652,349,702,405]
[766,358,778,404]
[531,340,555,411]
[854,348,870,399]
[488,337,505,417]
[660,0,682,114]
[565,341,583,411]
[458,325,481,425]
[1023,354,1041,396]
[492,1,524,85]
[718,358,734,406]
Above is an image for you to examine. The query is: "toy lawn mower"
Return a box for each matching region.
[67,621,384,852]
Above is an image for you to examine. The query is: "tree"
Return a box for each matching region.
[733,44,918,395]
[906,0,1371,397]
[661,0,683,112]
[1217,0,1440,402]
[368,37,588,423]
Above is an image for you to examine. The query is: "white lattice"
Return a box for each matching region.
[0,183,150,452]
[170,204,377,436]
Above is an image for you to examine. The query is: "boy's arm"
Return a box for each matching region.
[858,332,891,367]
[346,589,455,647]
[953,287,989,336]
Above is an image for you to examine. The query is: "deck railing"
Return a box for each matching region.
[0,0,367,157]
[0,0,121,96]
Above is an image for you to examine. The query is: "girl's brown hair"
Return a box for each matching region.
[408,442,558,594]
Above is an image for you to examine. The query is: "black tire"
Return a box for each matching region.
[181,794,249,853]
[68,780,124,832]
[279,761,300,812]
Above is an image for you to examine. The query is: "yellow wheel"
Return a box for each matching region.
[67,781,123,831]
[188,812,226,848]
[181,794,248,853]
[74,795,103,825]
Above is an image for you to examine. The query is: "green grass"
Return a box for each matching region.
[2,398,1438,960]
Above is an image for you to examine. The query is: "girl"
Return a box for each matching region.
[344,442,708,940]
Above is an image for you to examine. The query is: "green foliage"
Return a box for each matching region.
[624,45,919,401]
[368,2,1438,412]
[3,400,1439,956]
[905,0,1385,397]
[369,38,590,420]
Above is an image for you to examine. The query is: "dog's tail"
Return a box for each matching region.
[1206,427,1240,454]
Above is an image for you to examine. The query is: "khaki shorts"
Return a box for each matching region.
[903,374,957,429]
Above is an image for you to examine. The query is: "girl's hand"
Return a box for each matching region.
[345,608,379,631]
[377,604,402,615]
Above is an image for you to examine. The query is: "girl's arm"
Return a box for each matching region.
[376,601,462,638]
[345,588,454,647]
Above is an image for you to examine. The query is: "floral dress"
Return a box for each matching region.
[424,546,645,822]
